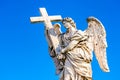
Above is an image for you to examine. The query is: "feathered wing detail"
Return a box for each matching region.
[53,23,62,36]
[48,23,63,75]
[45,23,63,75]
[86,17,110,72]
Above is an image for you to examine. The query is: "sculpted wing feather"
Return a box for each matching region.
[45,23,63,75]
[85,17,110,72]
[53,23,62,36]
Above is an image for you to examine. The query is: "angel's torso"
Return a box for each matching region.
[59,29,94,77]
[60,30,94,61]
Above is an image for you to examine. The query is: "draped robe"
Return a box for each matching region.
[59,30,94,80]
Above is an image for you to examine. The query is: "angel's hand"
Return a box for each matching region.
[57,53,65,60]
[61,48,66,54]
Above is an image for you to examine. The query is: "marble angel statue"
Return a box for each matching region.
[48,17,110,80]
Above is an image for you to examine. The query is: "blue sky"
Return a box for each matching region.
[0,0,120,80]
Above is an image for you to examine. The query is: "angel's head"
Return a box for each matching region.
[62,17,76,29]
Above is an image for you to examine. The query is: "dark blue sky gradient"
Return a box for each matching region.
[0,0,120,80]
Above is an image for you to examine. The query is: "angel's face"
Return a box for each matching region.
[63,21,72,29]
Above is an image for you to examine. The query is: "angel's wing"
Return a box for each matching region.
[86,17,110,72]
[46,23,63,75]
[53,23,62,36]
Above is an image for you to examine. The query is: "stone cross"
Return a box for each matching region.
[30,8,62,54]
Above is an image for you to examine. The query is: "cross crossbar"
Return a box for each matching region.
[30,8,62,55]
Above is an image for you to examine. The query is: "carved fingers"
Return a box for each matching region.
[57,53,65,60]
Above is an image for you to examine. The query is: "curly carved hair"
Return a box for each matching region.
[62,17,76,28]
